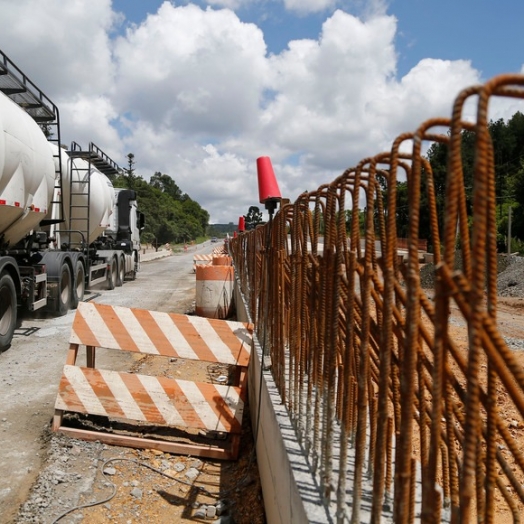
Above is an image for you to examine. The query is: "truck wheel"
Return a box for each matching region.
[128,252,138,281]
[72,261,85,308]
[56,263,72,316]
[117,255,125,287]
[0,272,17,351]
[107,257,117,290]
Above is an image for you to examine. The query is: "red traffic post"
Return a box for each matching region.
[256,156,281,215]
[238,216,245,232]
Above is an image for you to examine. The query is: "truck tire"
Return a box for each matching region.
[56,262,72,316]
[107,257,117,290]
[117,255,125,287]
[128,251,138,281]
[72,260,85,308]
[0,272,17,351]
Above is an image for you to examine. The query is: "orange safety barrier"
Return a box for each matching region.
[53,301,253,459]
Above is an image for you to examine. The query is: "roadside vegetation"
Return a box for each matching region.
[416,110,524,254]
[348,111,524,254]
[111,154,210,246]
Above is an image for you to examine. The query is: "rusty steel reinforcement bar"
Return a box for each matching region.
[228,74,524,523]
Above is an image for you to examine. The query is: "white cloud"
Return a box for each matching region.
[256,9,477,193]
[204,0,252,9]
[1,0,518,223]
[59,95,122,159]
[112,3,268,137]
[0,0,118,98]
[202,0,337,14]
[118,118,261,222]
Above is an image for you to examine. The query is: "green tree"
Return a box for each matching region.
[39,124,53,138]
[245,206,264,230]
[421,112,524,253]
[125,153,138,189]
[150,172,183,200]
[182,198,210,233]
[112,169,210,245]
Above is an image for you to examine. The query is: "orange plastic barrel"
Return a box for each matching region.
[195,264,234,319]
[212,255,232,266]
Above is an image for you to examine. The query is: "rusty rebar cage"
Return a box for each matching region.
[229,75,524,523]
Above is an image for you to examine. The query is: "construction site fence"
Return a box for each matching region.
[228,75,524,523]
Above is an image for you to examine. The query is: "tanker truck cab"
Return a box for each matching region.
[96,188,144,285]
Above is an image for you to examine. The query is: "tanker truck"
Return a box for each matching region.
[0,49,144,351]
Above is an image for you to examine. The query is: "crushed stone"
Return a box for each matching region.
[419,253,524,298]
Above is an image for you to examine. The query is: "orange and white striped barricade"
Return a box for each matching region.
[192,253,213,272]
[53,301,253,460]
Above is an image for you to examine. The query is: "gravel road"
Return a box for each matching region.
[0,243,211,522]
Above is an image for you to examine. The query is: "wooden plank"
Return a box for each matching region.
[54,426,238,460]
[55,366,244,433]
[69,302,252,366]
[65,344,79,366]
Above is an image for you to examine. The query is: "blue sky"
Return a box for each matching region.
[111,0,524,79]
[1,0,523,222]
[391,0,524,79]
[112,0,331,55]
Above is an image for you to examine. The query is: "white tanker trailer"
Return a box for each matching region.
[0,50,144,351]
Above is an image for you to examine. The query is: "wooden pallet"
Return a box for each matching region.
[53,302,253,459]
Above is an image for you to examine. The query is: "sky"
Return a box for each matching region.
[1,0,524,223]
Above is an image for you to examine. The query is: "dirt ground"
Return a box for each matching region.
[417,289,524,523]
[10,249,266,524]
[451,296,524,522]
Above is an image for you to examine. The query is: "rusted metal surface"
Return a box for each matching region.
[229,75,524,522]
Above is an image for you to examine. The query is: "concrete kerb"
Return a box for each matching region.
[140,242,208,263]
[250,336,331,524]
[140,249,173,262]
[233,277,330,524]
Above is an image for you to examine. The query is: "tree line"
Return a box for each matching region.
[110,109,524,251]
[376,111,524,254]
[112,154,210,246]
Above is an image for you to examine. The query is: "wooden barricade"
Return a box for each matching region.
[193,254,213,272]
[53,301,253,460]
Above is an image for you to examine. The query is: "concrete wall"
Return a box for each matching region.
[233,281,330,524]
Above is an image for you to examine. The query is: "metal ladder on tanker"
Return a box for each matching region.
[67,141,92,254]
[67,140,123,253]
[67,142,123,288]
